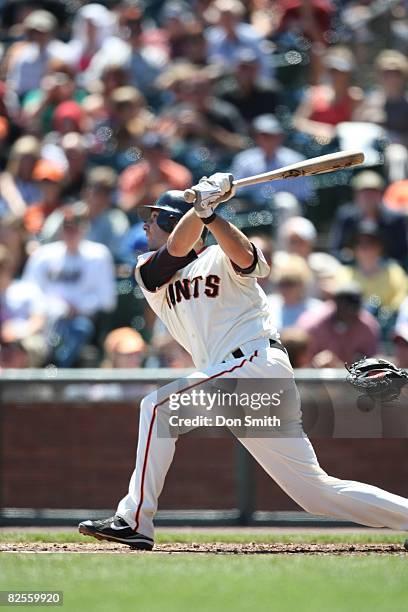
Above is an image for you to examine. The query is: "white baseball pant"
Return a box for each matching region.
[116,345,408,539]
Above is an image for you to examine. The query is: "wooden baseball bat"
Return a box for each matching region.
[183,150,365,203]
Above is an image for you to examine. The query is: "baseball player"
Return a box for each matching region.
[79,174,408,550]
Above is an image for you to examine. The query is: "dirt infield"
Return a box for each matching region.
[1,541,406,555]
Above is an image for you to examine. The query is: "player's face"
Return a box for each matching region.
[143,211,169,250]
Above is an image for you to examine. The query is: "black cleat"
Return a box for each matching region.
[404,539,408,552]
[78,516,154,550]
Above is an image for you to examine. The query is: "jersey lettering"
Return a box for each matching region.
[167,283,176,307]
[204,275,220,298]
[165,274,220,308]
[175,279,191,302]
[191,275,203,298]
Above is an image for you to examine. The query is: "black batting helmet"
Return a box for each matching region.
[139,190,191,233]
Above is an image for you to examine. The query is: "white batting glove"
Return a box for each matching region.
[192,173,235,218]
[207,172,236,205]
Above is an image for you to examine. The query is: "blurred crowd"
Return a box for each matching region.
[0,0,407,370]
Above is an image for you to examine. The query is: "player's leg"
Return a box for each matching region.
[80,359,240,546]
[235,347,408,529]
[239,414,408,529]
[115,387,178,538]
[79,381,191,547]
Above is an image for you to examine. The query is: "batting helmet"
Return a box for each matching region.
[139,190,191,233]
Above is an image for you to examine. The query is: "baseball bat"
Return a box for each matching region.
[183,150,365,203]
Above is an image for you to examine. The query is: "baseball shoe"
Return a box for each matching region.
[404,539,408,552]
[78,516,154,550]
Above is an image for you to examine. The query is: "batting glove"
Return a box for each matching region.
[192,173,236,218]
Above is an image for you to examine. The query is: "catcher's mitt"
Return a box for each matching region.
[345,357,408,403]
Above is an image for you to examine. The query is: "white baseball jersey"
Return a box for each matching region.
[135,244,279,368]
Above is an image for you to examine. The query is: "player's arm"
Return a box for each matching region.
[139,244,198,292]
[205,216,254,270]
[166,172,259,269]
[167,205,254,269]
[184,172,256,270]
[139,210,204,291]
[167,208,204,257]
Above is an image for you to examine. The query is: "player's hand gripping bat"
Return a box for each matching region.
[183,150,365,203]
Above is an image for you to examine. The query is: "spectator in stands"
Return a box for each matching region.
[176,26,209,67]
[0,215,28,277]
[77,168,127,257]
[6,10,69,98]
[60,132,88,201]
[118,131,192,212]
[337,221,407,314]
[293,46,363,145]
[275,216,341,298]
[247,233,274,293]
[156,61,202,112]
[0,136,41,217]
[271,191,302,225]
[154,336,194,368]
[23,204,116,367]
[148,319,194,368]
[353,50,408,148]
[85,63,131,116]
[353,49,408,183]
[216,47,280,123]
[0,245,47,366]
[42,166,129,260]
[0,80,20,130]
[169,69,249,177]
[159,1,202,61]
[91,86,153,171]
[230,114,315,206]
[277,216,317,259]
[298,283,380,366]
[24,159,65,236]
[279,327,313,369]
[0,337,34,368]
[85,6,166,102]
[69,3,118,73]
[119,6,167,98]
[330,171,408,268]
[267,254,322,330]
[21,59,87,135]
[383,179,408,215]
[115,224,148,267]
[272,0,334,85]
[205,0,272,79]
[52,100,86,136]
[102,327,146,368]
[307,251,342,301]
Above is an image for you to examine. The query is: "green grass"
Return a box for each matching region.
[1,554,407,612]
[1,532,407,612]
[0,530,405,544]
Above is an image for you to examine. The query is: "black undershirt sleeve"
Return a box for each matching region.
[139,245,197,291]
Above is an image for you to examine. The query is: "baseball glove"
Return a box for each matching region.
[345,357,408,403]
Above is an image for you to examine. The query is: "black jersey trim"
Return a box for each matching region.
[140,245,197,291]
[230,242,258,275]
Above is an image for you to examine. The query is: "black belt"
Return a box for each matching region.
[232,339,287,359]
